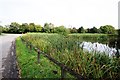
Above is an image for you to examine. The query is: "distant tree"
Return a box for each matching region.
[99,25,116,34]
[86,28,90,33]
[43,23,50,33]
[70,27,78,33]
[18,25,26,33]
[49,23,54,33]
[9,22,20,33]
[78,26,85,33]
[2,25,9,33]
[29,23,35,32]
[35,25,42,32]
[54,25,70,36]
[43,23,54,33]
[90,27,98,33]
[21,23,29,33]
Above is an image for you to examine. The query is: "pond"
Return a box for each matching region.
[78,35,120,57]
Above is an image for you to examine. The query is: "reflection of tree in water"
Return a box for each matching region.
[117,29,120,49]
[108,30,120,58]
[116,29,120,58]
[108,35,117,48]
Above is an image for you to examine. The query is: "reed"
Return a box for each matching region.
[21,33,120,79]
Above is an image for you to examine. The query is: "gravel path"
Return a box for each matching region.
[0,34,22,79]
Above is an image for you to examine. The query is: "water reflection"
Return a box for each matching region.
[108,34,120,58]
[80,41,120,57]
[79,35,120,57]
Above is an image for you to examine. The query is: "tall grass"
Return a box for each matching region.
[16,37,62,78]
[22,33,120,79]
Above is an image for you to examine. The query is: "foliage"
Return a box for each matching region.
[90,27,98,33]
[35,25,42,32]
[9,22,20,33]
[54,26,70,36]
[43,23,54,33]
[21,33,120,79]
[2,22,117,35]
[28,23,35,32]
[70,27,78,33]
[21,23,29,33]
[2,26,9,33]
[86,27,98,33]
[16,37,74,78]
[99,25,116,34]
[78,26,85,33]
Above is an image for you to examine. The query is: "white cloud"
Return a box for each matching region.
[0,0,119,29]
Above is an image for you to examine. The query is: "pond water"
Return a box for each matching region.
[79,41,120,57]
[78,35,120,57]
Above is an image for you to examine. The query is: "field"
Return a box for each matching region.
[16,33,120,79]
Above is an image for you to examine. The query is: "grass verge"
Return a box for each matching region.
[16,37,62,78]
[16,37,74,78]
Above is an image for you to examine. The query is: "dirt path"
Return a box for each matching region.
[0,34,22,79]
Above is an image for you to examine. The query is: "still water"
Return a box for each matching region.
[78,35,120,57]
[79,41,120,57]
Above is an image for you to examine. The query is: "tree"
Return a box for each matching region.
[43,23,50,33]
[2,25,9,33]
[18,25,25,33]
[70,27,78,33]
[78,26,85,33]
[99,25,116,34]
[29,23,35,32]
[54,26,70,36]
[9,22,20,33]
[86,27,98,33]
[90,27,98,33]
[21,23,29,33]
[43,23,54,33]
[49,23,54,33]
[35,25,42,32]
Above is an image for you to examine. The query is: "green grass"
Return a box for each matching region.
[16,37,75,78]
[16,37,61,78]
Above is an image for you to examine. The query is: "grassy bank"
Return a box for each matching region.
[20,33,120,79]
[16,37,62,78]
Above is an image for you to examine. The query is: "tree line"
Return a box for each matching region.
[0,22,119,35]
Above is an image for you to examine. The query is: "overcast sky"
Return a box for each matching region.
[0,0,119,29]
